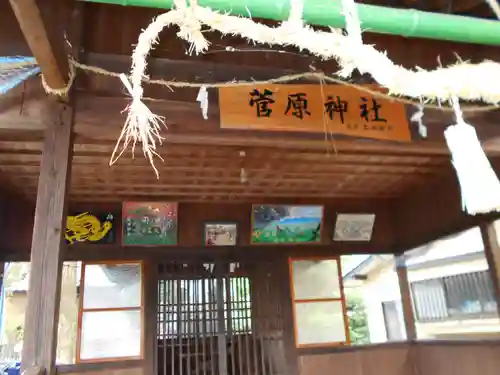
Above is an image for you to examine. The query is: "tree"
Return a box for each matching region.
[346,293,370,345]
[252,205,289,225]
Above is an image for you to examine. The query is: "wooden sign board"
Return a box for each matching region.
[65,212,116,245]
[219,84,411,142]
[122,202,178,246]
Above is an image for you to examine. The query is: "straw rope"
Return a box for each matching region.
[40,60,76,97]
[30,0,500,176]
[486,0,500,19]
[38,58,499,114]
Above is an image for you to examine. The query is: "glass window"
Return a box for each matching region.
[290,258,349,347]
[294,300,346,345]
[77,262,143,362]
[80,310,141,360]
[411,271,497,322]
[291,259,341,300]
[83,264,142,309]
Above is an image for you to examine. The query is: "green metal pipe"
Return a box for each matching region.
[81,0,500,46]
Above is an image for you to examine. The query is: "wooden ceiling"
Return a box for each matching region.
[0,131,454,203]
[0,81,459,204]
[0,75,461,204]
[1,0,500,204]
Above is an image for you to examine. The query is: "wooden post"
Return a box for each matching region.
[17,0,83,371]
[20,99,74,374]
[395,254,417,341]
[480,222,500,317]
[143,260,158,375]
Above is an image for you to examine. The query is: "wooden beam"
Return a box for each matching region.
[82,7,500,71]
[42,96,500,155]
[9,0,69,90]
[80,53,499,128]
[402,0,484,13]
[3,57,500,154]
[479,222,500,317]
[1,241,400,263]
[5,94,500,155]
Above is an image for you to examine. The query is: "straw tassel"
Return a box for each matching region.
[444,97,500,215]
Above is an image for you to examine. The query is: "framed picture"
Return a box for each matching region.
[65,212,116,245]
[333,213,376,242]
[122,202,178,246]
[203,222,238,246]
[251,205,323,244]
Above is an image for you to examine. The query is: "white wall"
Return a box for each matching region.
[354,255,500,342]
[353,265,406,343]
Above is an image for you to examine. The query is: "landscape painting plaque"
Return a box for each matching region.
[122,202,178,246]
[204,222,238,246]
[251,205,323,244]
[65,212,116,245]
[333,213,376,242]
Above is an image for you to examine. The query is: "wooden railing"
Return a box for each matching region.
[22,366,44,375]
[45,340,500,375]
[299,341,500,375]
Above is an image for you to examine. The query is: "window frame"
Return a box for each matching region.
[410,278,449,322]
[289,256,350,348]
[75,260,144,363]
[410,270,497,323]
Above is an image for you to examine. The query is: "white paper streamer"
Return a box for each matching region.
[410,104,427,138]
[196,85,209,120]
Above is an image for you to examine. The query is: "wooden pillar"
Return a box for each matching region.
[480,222,500,317]
[20,99,74,374]
[143,259,158,375]
[395,254,417,341]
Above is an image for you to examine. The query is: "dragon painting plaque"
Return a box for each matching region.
[65,212,116,244]
[122,202,178,246]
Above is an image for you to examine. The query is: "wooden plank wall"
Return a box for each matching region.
[417,341,500,374]
[299,341,500,375]
[0,190,35,256]
[0,199,395,261]
[55,341,500,375]
[299,343,413,375]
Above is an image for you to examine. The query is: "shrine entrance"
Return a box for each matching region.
[156,258,288,375]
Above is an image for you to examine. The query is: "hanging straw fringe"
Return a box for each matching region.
[114,74,167,178]
[444,97,500,215]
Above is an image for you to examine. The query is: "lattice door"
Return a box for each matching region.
[156,260,286,375]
